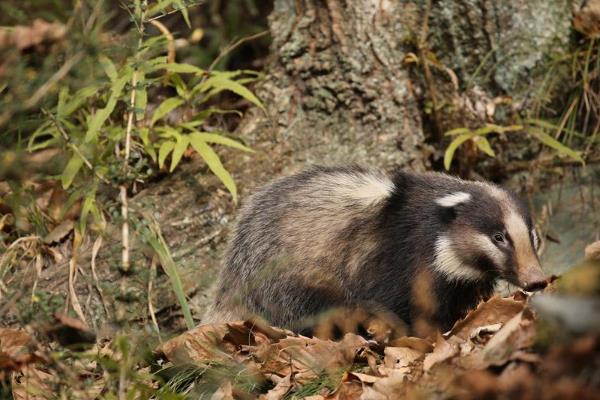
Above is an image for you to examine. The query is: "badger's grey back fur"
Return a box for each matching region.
[203,165,544,331]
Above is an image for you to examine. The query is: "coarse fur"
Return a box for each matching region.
[203,165,544,331]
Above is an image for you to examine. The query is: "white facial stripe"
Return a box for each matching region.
[504,208,539,270]
[433,236,485,282]
[532,229,539,251]
[435,192,471,208]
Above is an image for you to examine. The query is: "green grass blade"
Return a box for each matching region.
[528,128,585,164]
[144,229,194,331]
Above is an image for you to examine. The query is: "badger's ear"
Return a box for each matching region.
[435,192,471,208]
[435,191,471,223]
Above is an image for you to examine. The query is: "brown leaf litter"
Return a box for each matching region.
[2,287,600,399]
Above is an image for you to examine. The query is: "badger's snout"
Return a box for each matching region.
[517,263,547,291]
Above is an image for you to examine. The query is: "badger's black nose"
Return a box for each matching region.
[523,280,548,292]
[518,263,547,291]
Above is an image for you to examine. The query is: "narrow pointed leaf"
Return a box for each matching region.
[201,75,264,111]
[139,128,157,161]
[158,141,175,168]
[85,72,130,142]
[61,86,99,118]
[474,136,496,157]
[170,135,190,172]
[189,132,253,152]
[444,133,475,170]
[61,153,84,189]
[135,71,147,121]
[189,139,237,202]
[151,97,184,126]
[528,128,584,164]
[444,127,471,137]
[173,0,191,28]
[150,63,204,75]
[99,56,117,82]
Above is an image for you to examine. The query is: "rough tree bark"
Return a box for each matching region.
[27,0,580,329]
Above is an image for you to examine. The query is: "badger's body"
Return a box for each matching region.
[204,166,546,331]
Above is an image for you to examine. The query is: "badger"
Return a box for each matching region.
[203,165,547,332]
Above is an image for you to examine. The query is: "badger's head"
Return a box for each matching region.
[432,186,546,291]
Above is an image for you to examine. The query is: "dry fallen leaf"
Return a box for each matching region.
[573,0,600,38]
[448,295,525,340]
[45,312,96,347]
[259,374,292,400]
[423,334,458,371]
[0,19,66,50]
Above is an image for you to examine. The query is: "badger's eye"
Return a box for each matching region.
[493,232,505,244]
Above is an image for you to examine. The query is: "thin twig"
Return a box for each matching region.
[0,52,83,127]
[24,53,84,110]
[144,1,206,23]
[120,186,130,273]
[208,30,270,72]
[119,5,146,274]
[42,108,111,185]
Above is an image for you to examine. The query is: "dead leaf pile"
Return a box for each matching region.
[3,291,600,399]
[153,293,600,399]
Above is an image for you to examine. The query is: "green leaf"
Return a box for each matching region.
[444,133,475,170]
[158,141,175,168]
[27,121,56,151]
[61,153,84,189]
[99,56,117,82]
[170,135,190,172]
[189,139,238,202]
[173,0,191,28]
[79,193,96,234]
[135,71,147,121]
[57,87,69,117]
[151,97,184,126]
[444,127,471,137]
[170,73,189,99]
[139,128,157,161]
[143,227,194,330]
[526,118,587,140]
[473,136,495,157]
[189,131,253,153]
[149,63,204,75]
[528,128,584,164]
[472,124,522,136]
[60,86,99,118]
[200,75,265,111]
[140,56,168,71]
[85,71,131,142]
[147,0,175,17]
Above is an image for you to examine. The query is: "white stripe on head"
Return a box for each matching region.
[531,229,539,251]
[433,236,485,282]
[435,192,471,208]
[326,171,394,206]
[485,185,540,273]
